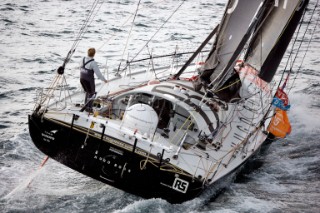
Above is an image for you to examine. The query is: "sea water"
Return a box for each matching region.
[0,0,319,212]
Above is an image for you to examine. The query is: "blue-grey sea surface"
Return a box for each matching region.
[0,0,319,212]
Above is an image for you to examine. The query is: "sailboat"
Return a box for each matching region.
[28,0,311,203]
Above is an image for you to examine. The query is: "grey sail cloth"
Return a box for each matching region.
[245,0,304,82]
[201,0,264,83]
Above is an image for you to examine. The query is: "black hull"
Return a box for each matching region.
[28,113,273,203]
[28,113,204,203]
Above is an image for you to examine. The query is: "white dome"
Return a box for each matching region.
[122,104,159,137]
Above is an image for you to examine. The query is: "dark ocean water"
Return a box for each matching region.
[0,0,319,212]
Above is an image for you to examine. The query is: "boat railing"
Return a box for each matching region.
[118,50,209,78]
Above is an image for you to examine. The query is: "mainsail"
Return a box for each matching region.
[199,0,265,86]
[245,0,309,83]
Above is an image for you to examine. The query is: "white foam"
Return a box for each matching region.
[3,164,44,200]
[237,196,280,213]
[288,90,320,133]
[113,198,167,213]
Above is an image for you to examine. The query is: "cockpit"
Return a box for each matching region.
[98,91,200,148]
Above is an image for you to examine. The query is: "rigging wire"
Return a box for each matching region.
[278,0,318,91]
[117,0,142,72]
[98,0,168,51]
[281,8,306,79]
[256,1,316,126]
[60,0,104,70]
[71,1,100,50]
[117,0,186,74]
[40,0,105,113]
[287,3,319,94]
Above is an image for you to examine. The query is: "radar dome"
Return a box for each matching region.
[122,104,159,137]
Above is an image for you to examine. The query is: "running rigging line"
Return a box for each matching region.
[257,1,318,125]
[98,0,168,51]
[117,0,142,73]
[288,1,319,94]
[58,0,104,74]
[279,0,319,92]
[278,2,309,89]
[117,0,186,75]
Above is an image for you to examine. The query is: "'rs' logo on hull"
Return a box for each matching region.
[172,178,189,193]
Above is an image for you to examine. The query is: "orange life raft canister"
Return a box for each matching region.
[267,108,292,138]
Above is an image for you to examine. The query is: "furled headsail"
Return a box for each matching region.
[196,0,309,92]
[245,0,310,83]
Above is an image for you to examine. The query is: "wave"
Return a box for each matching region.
[0,7,14,11]
[1,19,14,25]
[0,124,10,129]
[22,58,46,64]
[38,33,62,38]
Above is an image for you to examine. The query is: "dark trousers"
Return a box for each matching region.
[80,78,95,110]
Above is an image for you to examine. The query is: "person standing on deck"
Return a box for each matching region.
[80,48,108,112]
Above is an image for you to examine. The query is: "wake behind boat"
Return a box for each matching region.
[28,0,313,203]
